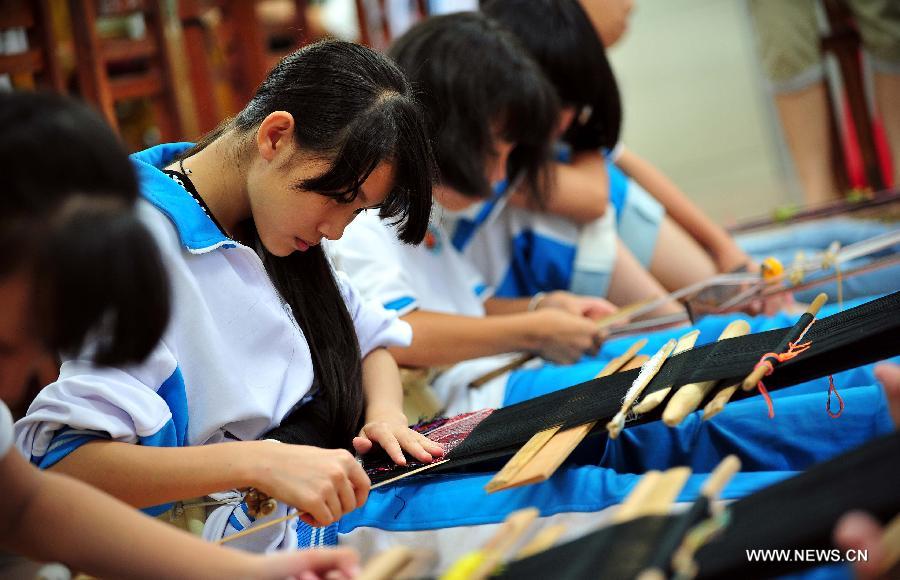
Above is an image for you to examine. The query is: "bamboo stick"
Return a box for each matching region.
[631,331,701,415]
[661,321,751,427]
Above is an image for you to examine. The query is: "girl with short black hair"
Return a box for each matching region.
[483,0,752,297]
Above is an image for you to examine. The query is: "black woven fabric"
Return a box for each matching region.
[489,430,900,579]
[495,515,674,580]
[450,292,900,465]
[695,430,900,579]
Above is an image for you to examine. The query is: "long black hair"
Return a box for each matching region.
[388,12,559,203]
[482,0,622,152]
[181,40,435,449]
[0,92,171,367]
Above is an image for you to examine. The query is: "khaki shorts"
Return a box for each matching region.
[749,0,900,91]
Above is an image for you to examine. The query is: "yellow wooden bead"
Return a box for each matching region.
[761,257,784,281]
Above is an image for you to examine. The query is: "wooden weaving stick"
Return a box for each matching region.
[606,338,680,439]
[493,339,677,491]
[701,294,829,422]
[440,508,540,580]
[702,383,740,420]
[515,524,567,559]
[638,456,741,580]
[613,467,692,523]
[880,512,900,575]
[217,459,450,545]
[358,546,416,580]
[631,331,701,414]
[613,470,662,523]
[621,354,650,371]
[468,301,654,388]
[485,338,648,493]
[661,320,751,427]
[741,293,828,391]
[470,353,536,389]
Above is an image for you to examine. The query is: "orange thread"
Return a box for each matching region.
[753,339,813,419]
[826,375,844,418]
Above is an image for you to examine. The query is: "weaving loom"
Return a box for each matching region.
[363,291,900,484]
[493,430,900,579]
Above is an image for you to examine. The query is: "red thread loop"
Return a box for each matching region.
[753,339,813,419]
[826,375,844,418]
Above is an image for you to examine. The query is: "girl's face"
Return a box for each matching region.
[580,0,635,48]
[0,273,43,406]
[247,113,396,257]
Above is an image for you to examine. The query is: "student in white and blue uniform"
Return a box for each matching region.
[15,41,443,554]
[443,155,665,303]
[318,15,897,568]
[0,92,361,578]
[480,0,899,305]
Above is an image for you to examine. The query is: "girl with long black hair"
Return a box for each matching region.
[0,92,359,579]
[16,40,440,551]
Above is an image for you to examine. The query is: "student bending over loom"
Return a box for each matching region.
[16,41,441,553]
[0,92,358,579]
[483,0,899,304]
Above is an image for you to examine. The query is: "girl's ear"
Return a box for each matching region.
[557,106,578,138]
[256,111,296,162]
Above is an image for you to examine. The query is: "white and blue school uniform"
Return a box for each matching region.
[14,143,413,552]
[0,401,12,461]
[326,209,529,416]
[444,147,665,302]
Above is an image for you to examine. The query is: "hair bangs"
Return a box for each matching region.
[483,0,622,152]
[389,12,558,201]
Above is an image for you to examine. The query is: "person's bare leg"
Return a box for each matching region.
[874,73,900,188]
[607,239,685,317]
[775,82,840,205]
[647,216,718,292]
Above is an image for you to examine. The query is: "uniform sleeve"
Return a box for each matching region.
[336,271,412,357]
[14,339,184,469]
[326,213,422,316]
[0,401,13,459]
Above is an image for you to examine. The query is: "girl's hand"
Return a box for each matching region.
[537,290,618,321]
[250,546,360,580]
[246,441,370,527]
[713,241,753,274]
[353,413,445,466]
[527,308,604,364]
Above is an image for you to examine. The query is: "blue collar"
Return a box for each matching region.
[131,143,235,253]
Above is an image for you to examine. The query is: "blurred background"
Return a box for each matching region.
[2,0,894,222]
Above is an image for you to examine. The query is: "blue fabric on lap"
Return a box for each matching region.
[337,465,791,534]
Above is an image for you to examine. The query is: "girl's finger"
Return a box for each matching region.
[336,475,358,515]
[398,433,432,463]
[371,426,407,465]
[352,436,373,455]
[418,434,444,455]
